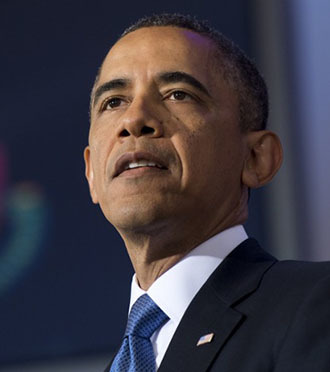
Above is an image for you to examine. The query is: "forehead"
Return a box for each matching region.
[98,26,221,87]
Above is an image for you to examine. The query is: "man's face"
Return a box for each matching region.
[85,27,248,236]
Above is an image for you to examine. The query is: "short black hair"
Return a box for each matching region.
[92,13,268,132]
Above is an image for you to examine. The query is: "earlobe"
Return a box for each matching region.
[242,130,283,189]
[83,146,99,204]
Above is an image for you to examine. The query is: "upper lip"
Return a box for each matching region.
[113,151,168,177]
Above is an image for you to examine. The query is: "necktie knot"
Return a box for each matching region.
[125,294,169,339]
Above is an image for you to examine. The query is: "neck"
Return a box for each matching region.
[117,188,249,290]
[120,216,247,290]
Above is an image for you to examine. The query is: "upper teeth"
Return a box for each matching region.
[126,161,160,170]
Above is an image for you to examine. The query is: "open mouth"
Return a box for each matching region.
[114,152,168,178]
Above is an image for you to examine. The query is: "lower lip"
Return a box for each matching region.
[117,166,167,178]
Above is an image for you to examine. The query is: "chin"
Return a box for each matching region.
[103,200,171,233]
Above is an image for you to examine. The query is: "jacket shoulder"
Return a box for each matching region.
[265,258,330,290]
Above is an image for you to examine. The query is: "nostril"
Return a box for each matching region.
[119,126,156,137]
[141,126,155,135]
[120,129,130,137]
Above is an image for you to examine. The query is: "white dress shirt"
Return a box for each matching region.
[129,225,248,369]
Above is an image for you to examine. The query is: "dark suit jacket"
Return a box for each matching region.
[105,238,330,371]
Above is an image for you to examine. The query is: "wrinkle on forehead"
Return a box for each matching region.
[99,27,219,88]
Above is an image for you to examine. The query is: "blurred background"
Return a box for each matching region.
[1,0,329,370]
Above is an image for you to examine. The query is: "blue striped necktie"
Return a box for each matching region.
[110,294,169,372]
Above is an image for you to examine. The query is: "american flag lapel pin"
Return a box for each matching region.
[196,332,214,346]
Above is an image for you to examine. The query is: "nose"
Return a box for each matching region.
[116,96,164,139]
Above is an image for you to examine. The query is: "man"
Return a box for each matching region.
[84,14,330,372]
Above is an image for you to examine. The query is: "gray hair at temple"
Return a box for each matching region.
[91,13,268,132]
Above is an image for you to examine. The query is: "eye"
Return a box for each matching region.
[101,97,124,111]
[168,90,192,101]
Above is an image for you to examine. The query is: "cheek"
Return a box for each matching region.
[90,120,117,155]
[89,129,116,183]
[171,126,216,190]
[172,122,243,193]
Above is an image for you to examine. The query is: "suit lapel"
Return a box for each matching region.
[158,238,277,372]
[158,281,243,372]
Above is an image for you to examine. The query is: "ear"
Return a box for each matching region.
[242,130,283,188]
[83,146,99,204]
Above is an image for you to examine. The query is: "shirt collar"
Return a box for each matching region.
[129,225,248,324]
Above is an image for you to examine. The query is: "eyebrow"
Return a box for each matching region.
[92,71,211,108]
[92,78,130,107]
